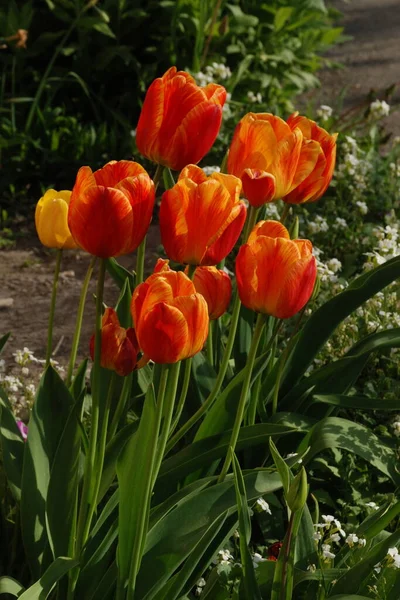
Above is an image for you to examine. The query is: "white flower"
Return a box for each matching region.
[346,533,359,547]
[365,502,379,510]
[307,563,317,572]
[21,367,29,376]
[374,563,382,574]
[322,515,335,524]
[322,544,335,560]
[393,554,400,569]
[313,531,322,541]
[217,549,233,563]
[130,129,137,138]
[392,421,400,437]
[247,91,263,104]
[358,538,367,547]
[202,165,221,176]
[255,498,272,514]
[252,553,265,568]
[334,217,347,229]
[316,105,333,120]
[393,135,400,146]
[330,533,341,544]
[369,99,390,120]
[195,578,206,596]
[387,547,398,558]
[309,215,329,234]
[326,258,342,274]
[356,200,368,215]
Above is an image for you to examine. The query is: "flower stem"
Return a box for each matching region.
[218,313,265,482]
[66,256,96,387]
[75,259,106,554]
[165,206,259,453]
[206,320,214,366]
[280,203,291,224]
[108,373,132,441]
[45,249,62,368]
[169,358,192,437]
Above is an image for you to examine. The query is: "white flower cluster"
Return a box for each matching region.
[313,247,343,285]
[247,91,263,104]
[364,217,400,270]
[316,104,333,121]
[314,515,366,562]
[389,161,400,178]
[194,62,232,87]
[308,215,329,234]
[369,99,390,120]
[336,136,371,197]
[202,165,221,176]
[255,497,272,514]
[375,547,400,573]
[391,419,400,437]
[195,578,206,596]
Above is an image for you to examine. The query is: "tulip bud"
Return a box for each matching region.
[193,267,232,320]
[286,467,308,512]
[35,189,78,250]
[289,216,299,240]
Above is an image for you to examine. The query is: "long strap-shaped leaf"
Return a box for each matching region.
[17,557,78,600]
[281,255,400,395]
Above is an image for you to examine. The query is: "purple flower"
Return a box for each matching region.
[16,420,28,441]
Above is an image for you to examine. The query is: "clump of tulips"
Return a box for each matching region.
[11,64,384,600]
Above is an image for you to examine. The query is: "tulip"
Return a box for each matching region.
[35,189,78,249]
[89,308,140,376]
[193,267,232,320]
[131,269,209,364]
[227,112,322,207]
[136,67,227,171]
[160,164,246,266]
[283,112,338,204]
[236,220,317,319]
[69,160,155,258]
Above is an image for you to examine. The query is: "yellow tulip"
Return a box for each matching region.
[35,189,78,249]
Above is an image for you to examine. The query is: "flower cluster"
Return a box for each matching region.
[313,514,366,562]
[193,62,232,87]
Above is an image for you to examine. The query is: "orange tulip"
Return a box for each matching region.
[89,308,140,376]
[236,220,317,319]
[136,67,227,171]
[160,164,246,266]
[283,112,338,204]
[131,269,209,364]
[227,112,321,207]
[69,160,155,258]
[193,267,232,320]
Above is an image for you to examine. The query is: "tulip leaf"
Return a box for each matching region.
[105,257,135,290]
[156,423,296,500]
[136,470,282,599]
[17,557,78,600]
[0,386,25,500]
[312,393,400,410]
[46,396,83,560]
[70,358,88,401]
[20,367,74,579]
[234,305,254,372]
[281,255,400,395]
[99,421,138,502]
[163,168,175,190]
[232,452,262,600]
[0,576,25,596]
[298,416,400,485]
[0,332,10,354]
[117,383,158,587]
[191,351,217,405]
[115,277,132,328]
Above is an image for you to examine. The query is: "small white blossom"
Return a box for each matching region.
[329,533,341,544]
[313,531,322,541]
[217,549,233,563]
[252,553,266,568]
[322,543,335,560]
[392,421,400,437]
[316,105,333,121]
[365,502,379,510]
[358,538,367,547]
[307,563,317,572]
[247,90,263,104]
[374,563,382,574]
[334,217,347,229]
[393,554,400,569]
[255,498,272,514]
[356,200,368,215]
[21,367,29,376]
[202,165,221,176]
[369,99,390,120]
[346,533,359,547]
[387,547,398,559]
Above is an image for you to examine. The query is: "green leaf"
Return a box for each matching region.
[115,277,132,328]
[313,393,400,410]
[269,438,290,495]
[0,332,10,354]
[46,398,83,559]
[163,168,175,190]
[0,576,24,596]
[298,417,400,485]
[191,351,217,404]
[20,367,74,578]
[117,383,158,586]
[328,596,375,600]
[18,557,78,600]
[71,358,88,401]
[274,7,293,31]
[281,256,400,395]
[136,470,282,599]
[0,386,25,500]
[156,423,296,498]
[232,453,262,600]
[99,421,138,502]
[105,258,135,290]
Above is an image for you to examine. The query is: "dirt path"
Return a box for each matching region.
[317,0,400,134]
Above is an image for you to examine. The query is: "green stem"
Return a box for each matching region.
[165,205,259,453]
[75,259,106,554]
[108,373,132,441]
[280,512,295,599]
[187,264,197,280]
[280,203,290,224]
[45,249,63,368]
[206,320,214,366]
[135,164,164,286]
[218,313,265,482]
[169,358,192,437]
[152,362,181,486]
[66,256,96,387]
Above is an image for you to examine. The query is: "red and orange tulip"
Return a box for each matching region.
[136,67,227,172]
[236,220,317,319]
[35,189,78,249]
[160,164,246,266]
[227,112,335,207]
[131,269,209,364]
[193,267,232,320]
[283,112,338,204]
[68,160,155,258]
[89,308,140,376]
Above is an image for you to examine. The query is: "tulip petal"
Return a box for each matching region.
[136,77,165,163]
[36,194,77,249]
[68,186,133,258]
[116,173,155,251]
[270,127,303,198]
[94,160,146,188]
[276,255,316,319]
[241,169,276,207]
[212,173,242,203]
[179,164,208,185]
[170,293,209,357]
[202,201,247,265]
[287,139,321,192]
[248,220,290,244]
[138,302,189,364]
[193,267,232,320]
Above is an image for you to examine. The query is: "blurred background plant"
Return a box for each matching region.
[0,0,341,213]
